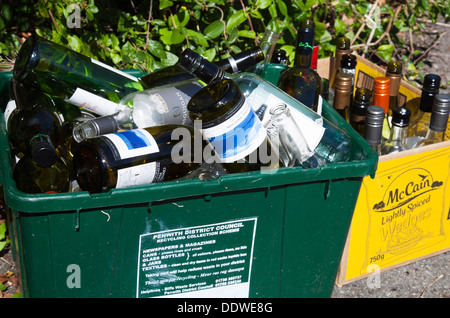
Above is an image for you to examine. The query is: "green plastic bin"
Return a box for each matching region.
[1,70,377,298]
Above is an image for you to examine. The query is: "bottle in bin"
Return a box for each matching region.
[177,48,353,166]
[381,107,411,155]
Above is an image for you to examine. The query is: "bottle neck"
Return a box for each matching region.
[388,124,409,144]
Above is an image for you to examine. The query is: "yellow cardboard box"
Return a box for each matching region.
[320,55,450,286]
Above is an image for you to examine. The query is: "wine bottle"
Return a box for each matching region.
[381,107,411,155]
[364,105,385,156]
[373,77,391,140]
[386,60,403,109]
[140,47,265,89]
[277,17,323,111]
[340,53,357,87]
[332,71,353,123]
[177,48,352,164]
[329,35,352,89]
[187,78,281,173]
[13,155,70,194]
[350,88,372,137]
[73,125,215,193]
[414,94,450,148]
[72,49,266,141]
[13,34,145,116]
[7,97,62,166]
[407,74,441,142]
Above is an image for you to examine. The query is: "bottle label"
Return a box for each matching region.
[134,82,203,128]
[201,99,267,163]
[3,100,16,129]
[116,160,170,188]
[67,88,126,116]
[90,58,139,82]
[102,128,159,160]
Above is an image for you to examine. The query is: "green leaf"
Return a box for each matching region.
[237,30,256,39]
[276,0,288,16]
[226,10,247,30]
[377,44,395,61]
[67,35,82,52]
[204,20,225,39]
[147,40,167,60]
[255,0,273,10]
[160,0,173,10]
[121,41,136,58]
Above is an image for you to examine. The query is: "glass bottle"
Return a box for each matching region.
[13,155,70,194]
[7,97,62,167]
[373,77,391,140]
[269,103,325,168]
[340,53,357,87]
[364,105,385,155]
[72,49,266,141]
[251,29,281,76]
[332,71,353,123]
[13,35,146,116]
[277,17,323,111]
[140,47,266,89]
[330,35,352,89]
[73,125,214,193]
[350,88,372,137]
[381,107,411,155]
[407,74,441,141]
[414,94,450,148]
[177,48,353,165]
[386,60,403,109]
[188,78,281,173]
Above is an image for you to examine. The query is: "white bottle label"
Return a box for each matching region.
[103,128,159,160]
[4,100,16,129]
[90,58,139,82]
[67,88,126,116]
[116,162,156,188]
[202,99,267,163]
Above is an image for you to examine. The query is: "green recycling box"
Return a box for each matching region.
[1,69,377,298]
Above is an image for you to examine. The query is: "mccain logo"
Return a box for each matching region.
[373,168,443,213]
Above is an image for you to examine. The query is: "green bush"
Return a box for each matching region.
[0,0,449,76]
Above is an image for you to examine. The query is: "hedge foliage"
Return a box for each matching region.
[0,0,449,79]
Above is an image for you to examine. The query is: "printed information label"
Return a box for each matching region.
[136,218,257,298]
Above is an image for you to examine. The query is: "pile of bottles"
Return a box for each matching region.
[4,21,359,195]
[316,34,450,156]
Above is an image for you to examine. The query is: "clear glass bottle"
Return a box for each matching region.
[350,88,372,137]
[13,34,146,116]
[364,105,385,155]
[373,77,391,140]
[407,74,441,141]
[178,48,353,165]
[332,71,353,123]
[381,107,411,155]
[269,103,325,168]
[72,125,213,193]
[386,60,403,109]
[414,94,450,148]
[277,17,323,111]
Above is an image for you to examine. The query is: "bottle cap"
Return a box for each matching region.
[340,54,357,69]
[178,49,201,73]
[352,88,372,116]
[30,134,57,167]
[373,77,390,113]
[178,49,224,84]
[335,72,353,91]
[430,94,450,132]
[423,74,441,93]
[391,106,411,127]
[365,105,385,144]
[296,18,315,53]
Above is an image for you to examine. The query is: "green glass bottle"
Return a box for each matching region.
[13,155,70,194]
[13,34,146,116]
[73,125,214,193]
[277,17,323,111]
[330,35,352,89]
[386,60,403,109]
[350,88,372,137]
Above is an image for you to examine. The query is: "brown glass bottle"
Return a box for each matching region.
[330,35,352,89]
[333,71,353,123]
[386,61,403,109]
